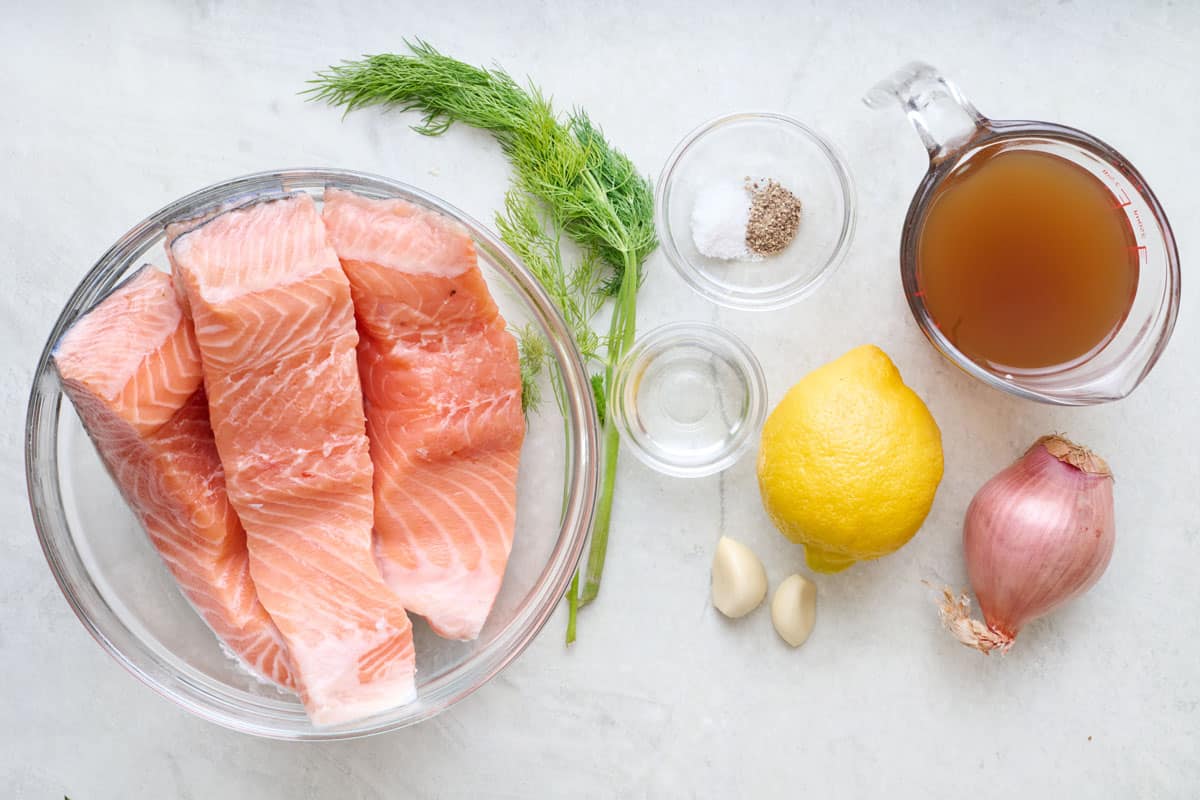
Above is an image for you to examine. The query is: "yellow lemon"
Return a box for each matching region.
[756,345,943,573]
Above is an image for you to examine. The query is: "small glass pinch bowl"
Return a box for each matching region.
[25,168,600,740]
[612,322,767,478]
[656,112,856,310]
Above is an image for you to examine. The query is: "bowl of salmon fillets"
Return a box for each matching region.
[26,169,600,739]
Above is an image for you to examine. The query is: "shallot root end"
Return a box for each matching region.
[1030,434,1111,477]
[937,588,1014,655]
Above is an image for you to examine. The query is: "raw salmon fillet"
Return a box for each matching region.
[169,194,416,725]
[322,188,525,641]
[54,266,295,689]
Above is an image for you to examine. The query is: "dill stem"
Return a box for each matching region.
[579,421,621,607]
[578,249,639,607]
[565,571,580,644]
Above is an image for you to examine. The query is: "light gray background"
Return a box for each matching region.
[4,2,1198,797]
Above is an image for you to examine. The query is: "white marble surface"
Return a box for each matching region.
[4,2,1199,797]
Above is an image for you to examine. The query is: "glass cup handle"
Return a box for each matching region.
[864,63,986,161]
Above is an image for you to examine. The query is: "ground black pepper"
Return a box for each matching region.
[744,178,802,256]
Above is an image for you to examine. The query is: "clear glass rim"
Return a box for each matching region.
[612,321,767,478]
[655,111,858,311]
[901,121,1182,406]
[24,168,600,740]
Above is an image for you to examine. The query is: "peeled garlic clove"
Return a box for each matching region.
[771,574,817,647]
[711,536,768,618]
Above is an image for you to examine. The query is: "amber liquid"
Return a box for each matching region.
[917,147,1139,370]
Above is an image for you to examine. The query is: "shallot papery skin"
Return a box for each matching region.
[940,435,1115,654]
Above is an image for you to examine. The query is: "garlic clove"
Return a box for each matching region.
[771,574,817,647]
[711,536,768,618]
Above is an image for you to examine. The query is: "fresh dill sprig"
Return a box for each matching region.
[516,324,548,416]
[309,42,657,642]
[496,191,604,364]
[500,190,604,419]
[306,41,655,294]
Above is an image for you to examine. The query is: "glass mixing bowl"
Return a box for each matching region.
[25,169,599,740]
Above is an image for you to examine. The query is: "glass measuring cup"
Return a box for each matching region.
[866,63,1180,405]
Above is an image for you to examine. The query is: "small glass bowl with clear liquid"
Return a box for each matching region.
[612,323,767,477]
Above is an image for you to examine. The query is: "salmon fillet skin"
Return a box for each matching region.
[53,265,296,689]
[169,194,416,725]
[322,188,525,641]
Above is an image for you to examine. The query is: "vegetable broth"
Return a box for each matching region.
[916,147,1138,371]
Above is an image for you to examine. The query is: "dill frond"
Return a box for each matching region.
[306,41,655,294]
[495,191,603,365]
[516,324,548,416]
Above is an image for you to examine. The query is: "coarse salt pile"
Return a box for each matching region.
[690,181,754,261]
